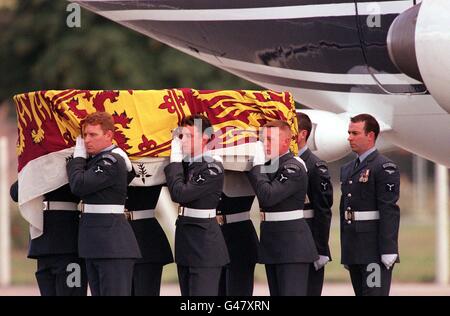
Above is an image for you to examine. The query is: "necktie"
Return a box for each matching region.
[354,158,360,170]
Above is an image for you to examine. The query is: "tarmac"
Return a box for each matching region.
[0,283,448,296]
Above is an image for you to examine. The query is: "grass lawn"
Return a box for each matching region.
[11,249,36,285]
[323,223,436,283]
[11,222,439,285]
[252,222,437,283]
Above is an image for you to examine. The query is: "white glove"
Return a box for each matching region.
[112,148,132,172]
[381,254,398,270]
[253,141,266,166]
[314,255,330,271]
[73,136,87,159]
[170,137,183,163]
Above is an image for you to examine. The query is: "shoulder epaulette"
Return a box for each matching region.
[100,153,118,164]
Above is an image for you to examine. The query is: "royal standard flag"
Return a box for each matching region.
[13,88,298,237]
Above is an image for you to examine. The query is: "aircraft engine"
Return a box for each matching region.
[387,0,450,113]
[297,110,351,162]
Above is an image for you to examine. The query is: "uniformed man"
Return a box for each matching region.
[217,171,259,296]
[66,111,141,296]
[125,185,174,296]
[164,114,229,296]
[247,120,318,296]
[340,113,400,296]
[10,181,88,296]
[297,113,333,296]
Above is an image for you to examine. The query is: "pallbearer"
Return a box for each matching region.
[125,185,174,296]
[297,113,333,296]
[247,120,318,296]
[217,170,259,296]
[67,111,141,296]
[10,181,88,296]
[164,114,229,296]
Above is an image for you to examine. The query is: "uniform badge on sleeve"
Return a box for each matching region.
[194,174,206,184]
[207,163,223,175]
[102,160,112,166]
[383,162,397,175]
[386,183,395,192]
[359,169,370,183]
[316,161,328,173]
[94,165,104,174]
[278,173,288,183]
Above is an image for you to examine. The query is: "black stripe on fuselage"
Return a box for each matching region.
[122,15,400,74]
[76,1,426,94]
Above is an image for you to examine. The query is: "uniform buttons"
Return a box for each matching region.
[349,180,353,184]
[347,207,351,210]
[347,193,352,197]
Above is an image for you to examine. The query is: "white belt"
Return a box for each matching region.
[43,201,79,211]
[345,210,380,221]
[82,204,125,214]
[261,210,304,222]
[303,209,314,219]
[124,209,155,221]
[178,207,216,219]
[216,211,251,225]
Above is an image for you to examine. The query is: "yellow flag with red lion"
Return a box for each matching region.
[13,88,298,237]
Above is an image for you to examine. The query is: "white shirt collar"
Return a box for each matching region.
[298,145,308,157]
[357,146,377,163]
